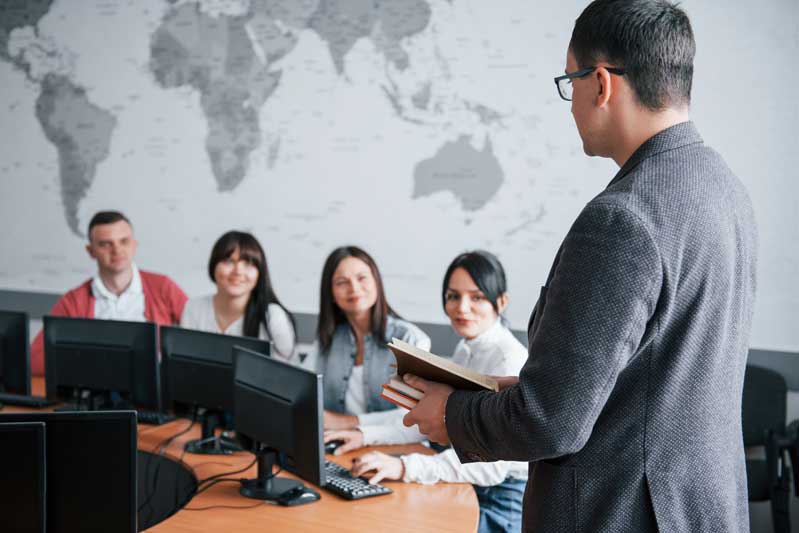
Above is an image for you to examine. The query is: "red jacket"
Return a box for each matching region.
[30,271,188,376]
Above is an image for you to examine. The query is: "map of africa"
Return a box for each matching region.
[0,0,613,328]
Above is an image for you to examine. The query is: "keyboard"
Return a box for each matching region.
[0,392,57,408]
[137,410,176,426]
[323,460,393,500]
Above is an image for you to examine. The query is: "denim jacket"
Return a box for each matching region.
[315,316,430,413]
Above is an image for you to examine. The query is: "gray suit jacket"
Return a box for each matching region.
[446,122,758,532]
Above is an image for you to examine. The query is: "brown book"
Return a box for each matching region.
[387,338,499,392]
[380,385,419,410]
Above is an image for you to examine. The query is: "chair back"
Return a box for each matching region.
[742,365,787,446]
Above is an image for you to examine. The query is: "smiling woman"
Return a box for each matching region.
[303,245,431,432]
[180,231,297,359]
[332,251,529,533]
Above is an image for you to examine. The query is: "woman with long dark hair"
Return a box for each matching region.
[330,251,528,533]
[304,245,431,431]
[181,231,297,359]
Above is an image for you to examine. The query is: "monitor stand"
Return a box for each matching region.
[239,445,302,500]
[184,409,241,455]
[54,388,126,411]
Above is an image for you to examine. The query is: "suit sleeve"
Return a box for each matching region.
[446,202,662,462]
[29,294,75,376]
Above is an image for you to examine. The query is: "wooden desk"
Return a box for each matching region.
[23,378,478,532]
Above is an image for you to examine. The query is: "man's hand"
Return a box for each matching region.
[324,428,364,455]
[324,410,358,430]
[401,374,454,445]
[490,375,519,391]
[351,451,404,485]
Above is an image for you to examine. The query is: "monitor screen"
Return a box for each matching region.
[0,310,31,395]
[160,326,271,413]
[233,345,324,487]
[43,316,160,410]
[0,411,137,533]
[0,421,46,533]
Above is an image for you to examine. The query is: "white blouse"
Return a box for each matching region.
[344,364,367,415]
[180,295,296,360]
[359,319,530,486]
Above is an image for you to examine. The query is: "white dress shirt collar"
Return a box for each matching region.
[91,263,143,301]
[91,264,146,322]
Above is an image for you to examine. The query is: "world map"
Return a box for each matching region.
[0,0,608,328]
[2,0,508,236]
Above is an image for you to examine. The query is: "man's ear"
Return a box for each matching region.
[497,293,509,314]
[86,243,96,260]
[595,66,613,107]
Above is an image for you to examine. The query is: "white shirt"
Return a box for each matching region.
[344,364,367,415]
[362,319,530,486]
[91,264,146,322]
[180,295,296,360]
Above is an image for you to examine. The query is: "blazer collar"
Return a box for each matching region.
[608,121,703,187]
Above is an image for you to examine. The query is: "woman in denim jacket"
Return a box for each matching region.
[302,246,430,430]
[328,251,528,533]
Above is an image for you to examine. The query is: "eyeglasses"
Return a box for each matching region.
[554,66,626,101]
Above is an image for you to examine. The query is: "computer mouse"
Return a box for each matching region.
[325,439,345,454]
[277,486,320,506]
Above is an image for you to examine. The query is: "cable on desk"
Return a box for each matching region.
[192,477,242,497]
[183,478,274,511]
[194,455,260,488]
[184,502,268,511]
[138,408,198,516]
[179,454,281,504]
[172,432,200,510]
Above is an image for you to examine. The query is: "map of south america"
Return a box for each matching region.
[35,74,116,235]
[2,0,117,236]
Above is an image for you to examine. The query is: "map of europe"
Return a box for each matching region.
[2,0,506,236]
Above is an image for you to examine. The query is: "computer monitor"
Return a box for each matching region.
[43,316,161,411]
[160,326,271,455]
[0,421,46,533]
[0,310,31,395]
[0,411,137,533]
[233,345,324,500]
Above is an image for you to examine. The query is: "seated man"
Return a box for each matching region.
[30,211,187,375]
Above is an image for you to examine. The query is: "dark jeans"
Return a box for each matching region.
[474,477,526,533]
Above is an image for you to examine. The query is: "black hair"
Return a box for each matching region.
[208,231,297,345]
[570,0,695,111]
[87,211,131,240]
[317,246,398,353]
[442,250,508,317]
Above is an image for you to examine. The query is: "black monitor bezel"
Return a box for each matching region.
[233,345,325,487]
[0,421,46,533]
[0,410,137,533]
[0,310,31,395]
[159,325,272,414]
[43,316,161,410]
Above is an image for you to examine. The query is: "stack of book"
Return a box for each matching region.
[380,374,424,410]
[380,338,499,410]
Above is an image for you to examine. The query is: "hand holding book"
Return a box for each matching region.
[400,373,454,445]
[381,338,499,445]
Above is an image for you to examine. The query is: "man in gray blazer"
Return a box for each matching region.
[402,1,758,531]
